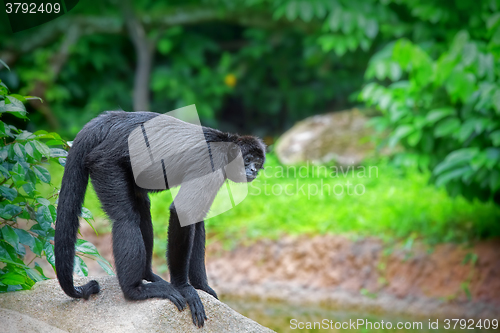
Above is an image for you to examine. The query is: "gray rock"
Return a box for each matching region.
[0,308,68,333]
[0,276,275,333]
[276,109,378,165]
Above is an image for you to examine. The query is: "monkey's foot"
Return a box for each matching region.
[175,284,207,327]
[124,281,186,311]
[193,284,218,300]
[143,272,165,283]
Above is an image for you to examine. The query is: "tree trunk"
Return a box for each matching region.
[122,2,155,111]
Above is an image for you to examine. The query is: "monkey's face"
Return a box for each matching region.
[244,153,264,182]
[237,136,266,183]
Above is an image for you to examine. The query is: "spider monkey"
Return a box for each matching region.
[54,111,265,327]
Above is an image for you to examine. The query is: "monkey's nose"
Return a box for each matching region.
[250,166,257,172]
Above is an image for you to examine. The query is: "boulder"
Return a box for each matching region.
[275,109,376,165]
[0,276,274,333]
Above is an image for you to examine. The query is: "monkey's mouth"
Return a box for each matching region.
[246,175,257,182]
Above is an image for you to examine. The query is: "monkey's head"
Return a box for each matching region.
[228,136,266,183]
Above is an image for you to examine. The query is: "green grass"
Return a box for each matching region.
[44,153,500,257]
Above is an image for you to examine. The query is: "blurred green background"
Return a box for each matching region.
[2,0,500,250]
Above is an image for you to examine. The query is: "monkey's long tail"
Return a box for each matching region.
[54,134,100,300]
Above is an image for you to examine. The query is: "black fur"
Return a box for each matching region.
[54,111,265,327]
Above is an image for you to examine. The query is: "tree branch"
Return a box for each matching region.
[29,24,81,129]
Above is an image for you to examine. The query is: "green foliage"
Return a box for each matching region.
[360,3,500,203]
[0,66,112,293]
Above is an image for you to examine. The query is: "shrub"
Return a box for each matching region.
[360,28,500,204]
[0,61,112,292]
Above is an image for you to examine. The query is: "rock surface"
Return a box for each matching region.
[275,109,378,165]
[0,276,274,333]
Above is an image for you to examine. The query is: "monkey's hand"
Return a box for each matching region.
[174,284,207,327]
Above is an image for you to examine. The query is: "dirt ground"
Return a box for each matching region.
[38,225,500,319]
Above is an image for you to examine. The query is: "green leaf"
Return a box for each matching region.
[434,148,479,175]
[45,140,64,146]
[1,225,20,250]
[0,164,10,178]
[36,197,51,206]
[35,206,54,231]
[389,125,414,148]
[97,259,115,276]
[15,131,35,141]
[462,43,477,67]
[389,62,402,81]
[14,228,35,249]
[426,107,455,123]
[1,272,26,285]
[365,19,378,39]
[0,59,11,71]
[471,152,487,171]
[84,218,98,236]
[491,130,500,146]
[26,267,45,282]
[0,204,22,219]
[0,185,17,201]
[298,1,313,22]
[48,205,57,223]
[407,130,422,147]
[436,166,471,187]
[23,96,43,103]
[487,13,500,30]
[49,148,67,158]
[24,142,34,157]
[22,182,36,198]
[32,165,51,183]
[73,256,88,277]
[75,240,114,275]
[13,143,26,159]
[32,238,43,256]
[485,148,500,169]
[80,207,93,219]
[0,96,27,118]
[75,239,99,256]
[457,118,480,143]
[32,141,50,158]
[445,71,476,103]
[434,118,461,137]
[43,243,55,268]
[492,89,500,115]
[0,242,16,261]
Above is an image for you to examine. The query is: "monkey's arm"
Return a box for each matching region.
[189,221,218,299]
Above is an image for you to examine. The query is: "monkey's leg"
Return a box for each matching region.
[189,221,218,299]
[136,193,165,283]
[90,171,185,310]
[168,205,207,327]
